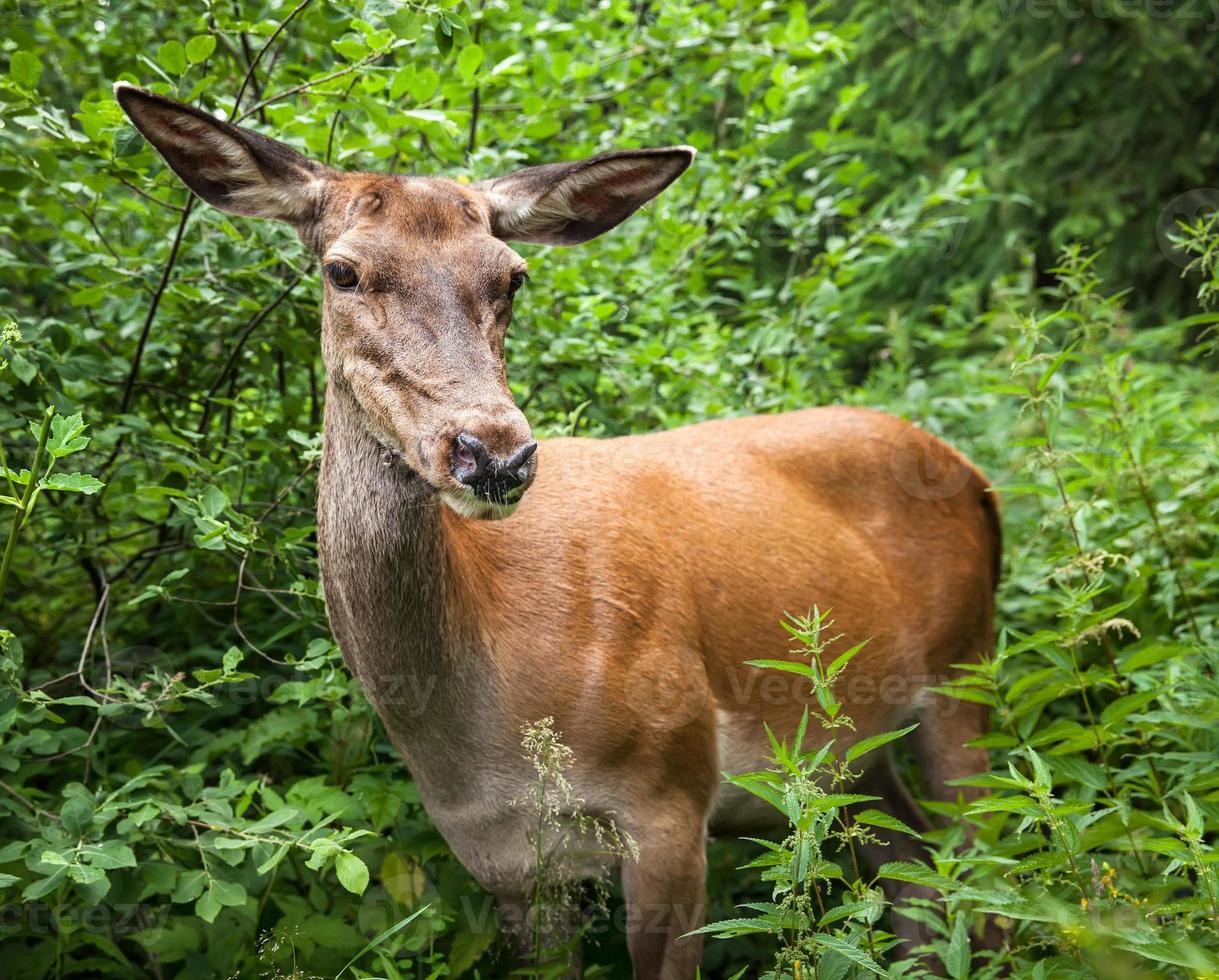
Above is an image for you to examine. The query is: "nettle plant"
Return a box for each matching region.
[927,247,1219,976]
[696,244,1219,979]
[695,610,983,979]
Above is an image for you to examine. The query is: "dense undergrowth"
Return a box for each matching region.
[1,1,1217,977]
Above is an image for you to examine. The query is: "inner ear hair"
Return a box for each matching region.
[113,82,327,222]
[479,146,696,246]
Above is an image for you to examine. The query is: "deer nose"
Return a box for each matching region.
[449,432,537,502]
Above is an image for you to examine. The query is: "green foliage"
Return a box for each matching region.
[1,0,1216,977]
[695,610,908,979]
[702,251,1219,977]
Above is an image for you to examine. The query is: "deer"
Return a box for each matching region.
[115,83,1000,979]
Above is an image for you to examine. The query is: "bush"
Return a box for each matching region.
[1,1,1215,976]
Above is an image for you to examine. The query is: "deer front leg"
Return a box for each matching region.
[621,806,708,980]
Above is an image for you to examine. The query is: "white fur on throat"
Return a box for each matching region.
[441,489,522,521]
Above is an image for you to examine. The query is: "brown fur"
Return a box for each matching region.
[115,84,998,979]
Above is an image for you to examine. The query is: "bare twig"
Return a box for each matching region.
[197,274,303,434]
[232,0,315,113]
[118,197,196,415]
[237,53,385,123]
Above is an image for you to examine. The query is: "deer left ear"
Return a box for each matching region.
[477,146,695,246]
[114,82,327,223]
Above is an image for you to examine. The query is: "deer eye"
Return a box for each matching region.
[508,270,528,296]
[325,262,359,290]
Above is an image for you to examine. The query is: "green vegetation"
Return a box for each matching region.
[1,1,1217,976]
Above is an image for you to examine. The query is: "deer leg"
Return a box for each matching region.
[910,687,989,804]
[620,806,707,980]
[853,752,941,951]
[881,684,993,956]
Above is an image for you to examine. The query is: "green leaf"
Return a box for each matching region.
[222,646,243,674]
[684,916,777,938]
[742,658,813,677]
[44,472,104,494]
[23,868,67,901]
[195,886,221,923]
[813,933,884,975]
[9,51,42,89]
[447,915,498,975]
[335,851,369,895]
[60,795,94,836]
[1100,689,1159,725]
[82,841,137,869]
[457,43,484,80]
[852,808,923,838]
[877,861,957,892]
[435,19,453,55]
[845,723,919,763]
[400,109,460,139]
[9,353,37,384]
[200,484,229,518]
[256,842,292,874]
[332,36,368,61]
[406,67,438,102]
[1036,340,1078,392]
[185,35,216,64]
[945,912,970,979]
[48,412,87,456]
[245,807,298,834]
[805,793,879,811]
[156,40,187,76]
[211,878,246,907]
[334,906,430,978]
[172,869,207,903]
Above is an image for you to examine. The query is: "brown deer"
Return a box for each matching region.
[115,83,999,979]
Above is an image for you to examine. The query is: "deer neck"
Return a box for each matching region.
[315,381,486,754]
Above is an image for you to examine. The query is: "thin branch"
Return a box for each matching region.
[119,197,196,415]
[233,0,315,112]
[237,53,385,123]
[197,274,303,434]
[325,77,360,165]
[114,176,186,213]
[467,0,487,154]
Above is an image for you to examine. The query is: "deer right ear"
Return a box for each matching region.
[477,146,695,246]
[114,83,327,223]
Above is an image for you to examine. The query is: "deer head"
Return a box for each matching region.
[115,84,693,519]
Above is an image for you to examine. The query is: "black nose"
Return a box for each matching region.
[449,432,537,503]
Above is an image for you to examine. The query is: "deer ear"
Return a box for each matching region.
[478,146,695,246]
[114,83,326,222]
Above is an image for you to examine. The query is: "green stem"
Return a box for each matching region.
[534,773,545,971]
[0,431,18,501]
[0,406,54,615]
